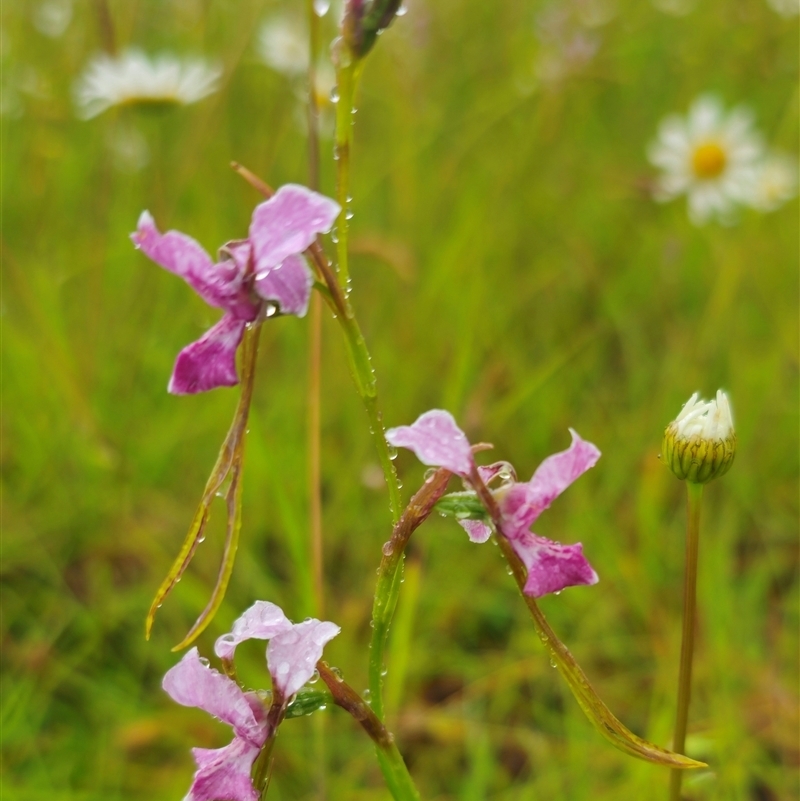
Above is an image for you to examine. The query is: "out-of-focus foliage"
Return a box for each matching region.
[2,0,797,799]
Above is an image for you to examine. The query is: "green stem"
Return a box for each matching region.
[368,470,452,723]
[317,662,421,801]
[334,59,362,291]
[669,481,704,801]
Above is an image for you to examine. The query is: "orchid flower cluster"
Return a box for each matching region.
[131,3,714,800]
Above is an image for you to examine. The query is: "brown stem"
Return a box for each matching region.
[317,661,393,748]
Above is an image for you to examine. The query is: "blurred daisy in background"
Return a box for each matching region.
[73,49,221,119]
[258,15,309,76]
[32,0,72,38]
[257,14,337,138]
[648,95,764,225]
[748,152,798,212]
[766,0,799,16]
[651,0,696,16]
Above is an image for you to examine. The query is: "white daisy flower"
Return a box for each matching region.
[748,152,798,212]
[73,49,221,119]
[648,95,764,225]
[257,16,309,76]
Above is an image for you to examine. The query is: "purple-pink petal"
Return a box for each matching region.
[458,518,493,543]
[163,648,267,746]
[168,314,247,395]
[499,429,600,536]
[215,601,293,661]
[267,619,340,699]
[509,532,599,597]
[385,409,475,476]
[249,184,340,273]
[187,738,262,801]
[254,253,313,317]
[132,212,257,319]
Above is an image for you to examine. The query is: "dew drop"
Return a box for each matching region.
[396,2,408,15]
[382,541,394,556]
[313,0,330,15]
[549,656,557,669]
[330,87,340,103]
[199,657,210,667]
[424,467,437,482]
[308,669,320,684]
[387,444,398,460]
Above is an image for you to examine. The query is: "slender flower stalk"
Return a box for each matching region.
[317,662,421,801]
[662,390,736,798]
[669,482,704,801]
[369,468,453,721]
[332,56,363,291]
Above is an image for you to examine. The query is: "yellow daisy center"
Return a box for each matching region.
[691,142,727,179]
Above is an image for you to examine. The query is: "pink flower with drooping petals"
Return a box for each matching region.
[163,648,269,801]
[386,410,601,597]
[165,601,340,801]
[385,409,475,476]
[214,600,340,700]
[132,184,340,394]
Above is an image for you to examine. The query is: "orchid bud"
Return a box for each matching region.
[662,390,736,484]
[342,0,403,60]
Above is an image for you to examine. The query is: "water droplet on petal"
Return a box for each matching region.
[199,657,210,667]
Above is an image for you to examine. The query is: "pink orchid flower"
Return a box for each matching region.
[386,409,601,597]
[132,185,340,394]
[163,601,339,801]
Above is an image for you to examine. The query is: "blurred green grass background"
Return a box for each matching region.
[2,0,798,799]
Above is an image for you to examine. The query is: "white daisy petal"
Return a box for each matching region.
[73,49,221,119]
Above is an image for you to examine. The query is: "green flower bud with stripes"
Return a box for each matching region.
[662,390,736,484]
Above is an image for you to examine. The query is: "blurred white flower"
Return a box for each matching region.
[258,16,309,76]
[766,0,799,16]
[648,95,764,225]
[33,0,72,38]
[748,152,798,212]
[651,0,696,16]
[73,49,221,119]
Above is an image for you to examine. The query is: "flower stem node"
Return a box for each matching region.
[662,391,736,484]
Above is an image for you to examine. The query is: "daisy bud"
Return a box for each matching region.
[662,391,736,484]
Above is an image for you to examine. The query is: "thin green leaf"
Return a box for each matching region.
[497,536,706,770]
[145,323,262,645]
